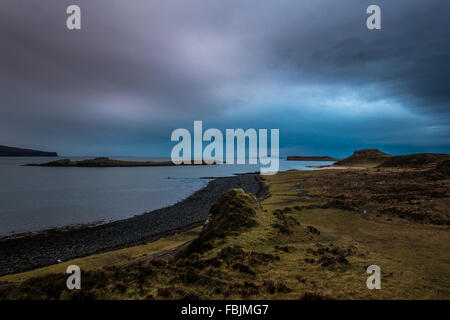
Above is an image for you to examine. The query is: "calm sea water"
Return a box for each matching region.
[0,157,332,236]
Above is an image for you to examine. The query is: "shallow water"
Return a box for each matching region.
[0,157,332,235]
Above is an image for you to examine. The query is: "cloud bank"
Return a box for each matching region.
[0,0,449,157]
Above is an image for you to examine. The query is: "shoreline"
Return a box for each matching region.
[0,173,265,276]
[307,165,365,170]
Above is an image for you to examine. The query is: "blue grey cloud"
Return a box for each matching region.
[0,0,448,156]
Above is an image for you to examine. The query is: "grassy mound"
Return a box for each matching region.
[181,188,259,255]
[335,149,392,167]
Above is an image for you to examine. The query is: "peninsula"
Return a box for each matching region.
[0,145,58,157]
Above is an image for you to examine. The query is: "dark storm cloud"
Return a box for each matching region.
[259,0,450,114]
[0,0,449,156]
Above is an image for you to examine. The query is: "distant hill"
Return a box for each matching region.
[0,145,58,157]
[334,149,392,167]
[331,149,450,171]
[287,156,338,161]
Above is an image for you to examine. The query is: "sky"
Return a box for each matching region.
[0,0,449,158]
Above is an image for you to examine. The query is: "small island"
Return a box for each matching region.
[24,157,217,167]
[286,155,338,161]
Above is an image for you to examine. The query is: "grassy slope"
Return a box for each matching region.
[262,170,449,299]
[0,227,201,284]
[1,170,449,299]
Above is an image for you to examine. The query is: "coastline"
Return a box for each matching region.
[0,173,265,276]
[307,165,365,170]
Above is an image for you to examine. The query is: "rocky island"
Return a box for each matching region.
[24,157,218,167]
[287,155,338,161]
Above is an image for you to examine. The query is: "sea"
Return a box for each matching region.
[0,157,333,236]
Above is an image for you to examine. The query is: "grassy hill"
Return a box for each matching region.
[334,149,392,168]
